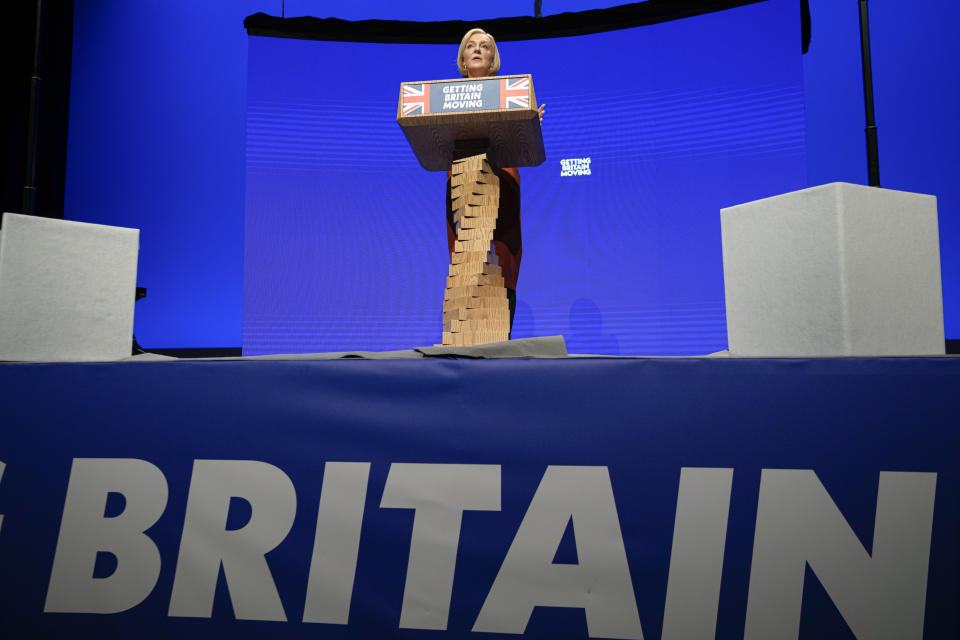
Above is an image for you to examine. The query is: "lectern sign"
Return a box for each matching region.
[396,74,544,171]
[400,76,531,116]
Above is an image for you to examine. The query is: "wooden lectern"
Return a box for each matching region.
[397,74,545,347]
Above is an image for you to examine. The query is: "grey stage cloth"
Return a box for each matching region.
[115,335,568,362]
[416,335,567,359]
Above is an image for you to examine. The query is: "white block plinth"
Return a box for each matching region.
[0,213,140,361]
[720,183,944,356]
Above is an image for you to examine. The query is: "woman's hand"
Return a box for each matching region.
[538,103,546,125]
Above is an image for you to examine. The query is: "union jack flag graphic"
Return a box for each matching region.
[500,77,530,109]
[402,84,430,115]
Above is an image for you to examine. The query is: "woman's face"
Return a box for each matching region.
[463,34,494,77]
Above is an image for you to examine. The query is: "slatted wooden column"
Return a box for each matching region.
[441,153,511,346]
[396,74,544,347]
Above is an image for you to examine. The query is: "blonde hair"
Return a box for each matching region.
[457,28,501,77]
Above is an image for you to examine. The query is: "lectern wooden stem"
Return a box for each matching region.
[440,152,511,347]
[397,75,542,346]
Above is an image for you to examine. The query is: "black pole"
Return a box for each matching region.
[22,0,44,214]
[858,0,880,187]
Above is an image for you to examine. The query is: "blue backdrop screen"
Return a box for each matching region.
[244,0,805,355]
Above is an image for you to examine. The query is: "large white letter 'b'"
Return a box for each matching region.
[45,458,168,614]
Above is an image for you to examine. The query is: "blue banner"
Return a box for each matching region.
[1,357,958,638]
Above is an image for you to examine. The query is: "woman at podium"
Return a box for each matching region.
[446,28,544,330]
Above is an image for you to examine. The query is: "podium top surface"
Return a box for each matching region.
[397,74,545,171]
